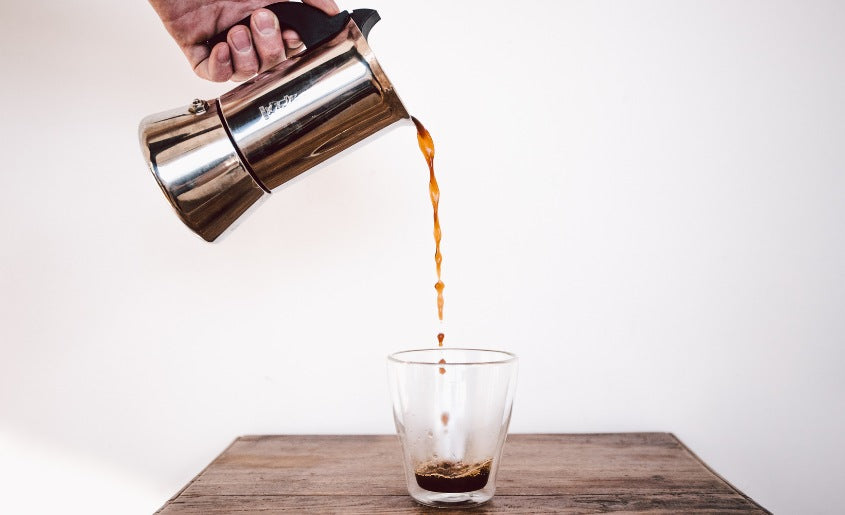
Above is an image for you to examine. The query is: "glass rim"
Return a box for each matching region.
[387,347,518,366]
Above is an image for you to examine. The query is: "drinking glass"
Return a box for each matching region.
[387,348,518,507]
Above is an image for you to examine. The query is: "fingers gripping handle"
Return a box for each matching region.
[205,2,346,49]
[205,2,380,50]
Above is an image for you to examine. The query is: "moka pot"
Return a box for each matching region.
[139,3,409,241]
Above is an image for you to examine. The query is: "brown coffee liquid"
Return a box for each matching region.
[411,117,444,326]
[411,118,460,457]
[414,458,492,493]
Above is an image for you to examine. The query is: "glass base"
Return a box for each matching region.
[410,490,493,508]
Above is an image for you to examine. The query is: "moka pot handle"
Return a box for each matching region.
[205,2,380,50]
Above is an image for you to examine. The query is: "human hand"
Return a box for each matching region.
[148,0,340,82]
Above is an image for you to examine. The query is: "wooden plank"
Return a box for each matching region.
[156,433,769,514]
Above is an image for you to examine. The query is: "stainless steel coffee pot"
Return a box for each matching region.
[139,3,409,241]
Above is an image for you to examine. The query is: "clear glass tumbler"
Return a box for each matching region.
[387,348,518,508]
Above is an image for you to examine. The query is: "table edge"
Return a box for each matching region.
[669,433,771,514]
[153,437,240,515]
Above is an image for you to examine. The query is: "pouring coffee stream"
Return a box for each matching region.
[411,117,447,347]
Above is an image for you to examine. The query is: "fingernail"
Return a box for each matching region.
[255,11,277,35]
[231,28,251,52]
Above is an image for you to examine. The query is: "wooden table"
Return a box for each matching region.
[156,434,769,514]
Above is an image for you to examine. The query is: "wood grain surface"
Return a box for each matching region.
[155,433,769,514]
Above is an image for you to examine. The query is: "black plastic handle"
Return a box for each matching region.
[205,2,380,50]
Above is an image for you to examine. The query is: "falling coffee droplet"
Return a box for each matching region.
[437,333,445,347]
[435,281,444,321]
[438,358,446,375]
[411,117,445,323]
[441,412,450,426]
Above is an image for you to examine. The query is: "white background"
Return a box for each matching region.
[1,0,843,513]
